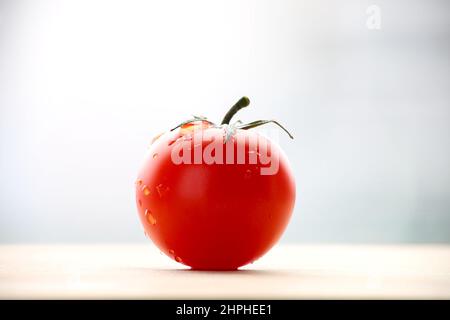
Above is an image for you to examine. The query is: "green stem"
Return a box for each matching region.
[221,96,250,125]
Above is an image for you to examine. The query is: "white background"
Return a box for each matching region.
[1,0,449,243]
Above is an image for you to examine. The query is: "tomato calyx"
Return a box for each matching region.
[170,115,214,131]
[219,121,241,143]
[170,97,294,140]
[235,119,294,139]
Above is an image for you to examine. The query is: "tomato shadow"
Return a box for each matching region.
[148,268,295,277]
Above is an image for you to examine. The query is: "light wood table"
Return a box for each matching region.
[0,244,449,299]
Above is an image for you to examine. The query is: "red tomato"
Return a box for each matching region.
[135,98,296,270]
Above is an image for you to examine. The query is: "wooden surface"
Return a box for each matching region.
[0,244,449,299]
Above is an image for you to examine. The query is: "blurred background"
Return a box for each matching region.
[0,0,449,244]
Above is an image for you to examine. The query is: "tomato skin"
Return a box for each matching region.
[136,125,296,270]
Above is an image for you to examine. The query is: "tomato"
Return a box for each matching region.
[135,97,296,270]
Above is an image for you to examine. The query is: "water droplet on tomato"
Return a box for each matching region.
[156,184,169,198]
[151,132,164,145]
[142,185,151,196]
[153,153,158,159]
[169,249,175,256]
[145,209,156,225]
[138,199,142,207]
[136,179,143,186]
[248,150,261,156]
[175,256,183,263]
